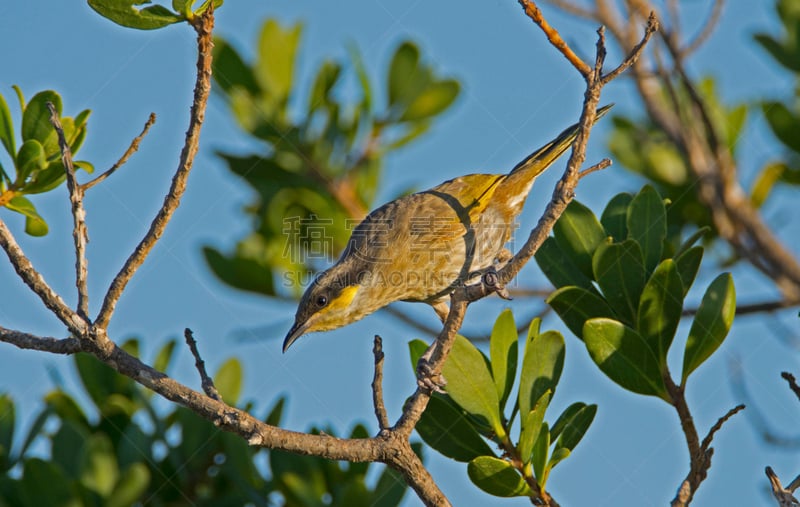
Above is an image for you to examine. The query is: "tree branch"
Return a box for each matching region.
[95,11,215,330]
[81,112,156,191]
[184,328,221,401]
[518,0,592,76]
[47,102,90,322]
[0,325,81,355]
[372,335,390,432]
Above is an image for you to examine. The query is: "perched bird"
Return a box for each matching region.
[284,106,611,352]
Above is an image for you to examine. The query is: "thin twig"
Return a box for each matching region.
[700,404,745,451]
[601,11,659,84]
[681,0,724,58]
[184,328,221,401]
[578,157,612,179]
[372,335,390,432]
[82,113,157,191]
[0,220,85,335]
[683,298,799,317]
[95,12,215,330]
[543,0,596,21]
[47,102,90,321]
[781,372,800,404]
[518,0,592,76]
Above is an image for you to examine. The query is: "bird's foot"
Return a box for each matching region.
[416,354,447,393]
[482,266,512,300]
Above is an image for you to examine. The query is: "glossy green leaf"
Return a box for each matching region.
[517,391,550,465]
[467,456,530,497]
[535,236,596,291]
[388,42,422,107]
[547,447,571,472]
[531,422,549,484]
[80,434,119,496]
[20,458,75,506]
[202,246,276,296]
[255,20,301,100]
[583,318,669,401]
[547,286,615,340]
[18,160,65,195]
[373,464,408,507]
[6,195,48,236]
[443,335,503,435]
[416,393,495,462]
[107,463,149,507]
[212,37,259,96]
[490,309,518,410]
[627,185,666,274]
[674,227,710,258]
[637,259,684,367]
[0,394,14,465]
[593,239,646,325]
[518,322,564,417]
[16,139,47,184]
[400,80,459,122]
[682,273,736,383]
[554,403,596,452]
[408,338,429,368]
[21,90,60,146]
[675,246,703,296]
[553,200,607,279]
[87,0,182,30]
[600,192,633,241]
[0,92,15,158]
[214,358,243,405]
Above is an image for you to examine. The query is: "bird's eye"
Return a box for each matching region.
[316,295,328,307]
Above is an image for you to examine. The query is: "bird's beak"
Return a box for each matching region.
[283,318,310,353]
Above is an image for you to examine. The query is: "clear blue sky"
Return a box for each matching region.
[1,2,798,506]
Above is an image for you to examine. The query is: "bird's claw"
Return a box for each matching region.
[482,267,512,300]
[416,358,447,393]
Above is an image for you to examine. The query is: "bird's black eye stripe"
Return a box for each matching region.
[316,295,328,307]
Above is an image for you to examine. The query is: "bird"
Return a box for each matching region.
[283,105,611,352]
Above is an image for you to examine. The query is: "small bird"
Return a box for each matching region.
[284,106,611,351]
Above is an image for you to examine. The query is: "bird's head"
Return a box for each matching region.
[283,265,363,352]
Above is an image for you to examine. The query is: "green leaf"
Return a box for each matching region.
[762,101,800,154]
[265,396,286,426]
[531,422,549,484]
[80,434,119,496]
[153,339,177,373]
[517,391,550,465]
[20,458,76,506]
[553,200,607,279]
[554,403,596,452]
[388,42,422,108]
[675,246,703,296]
[400,80,459,122]
[584,318,669,401]
[751,162,787,208]
[0,394,14,466]
[443,335,503,436]
[20,91,60,148]
[255,20,302,101]
[202,246,275,296]
[547,286,615,340]
[547,447,571,472]
[682,273,736,384]
[416,393,495,462]
[0,92,15,158]
[592,239,646,325]
[212,37,260,96]
[45,391,89,428]
[87,0,182,30]
[6,195,48,236]
[214,358,243,405]
[600,192,633,241]
[518,322,564,417]
[627,185,666,274]
[107,463,149,507]
[674,227,710,258]
[16,139,47,184]
[535,236,597,291]
[467,456,531,497]
[637,259,684,368]
[18,160,66,195]
[372,465,408,507]
[308,60,342,110]
[489,309,518,410]
[408,339,429,368]
[51,419,87,478]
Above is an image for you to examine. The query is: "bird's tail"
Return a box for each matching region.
[507,104,613,180]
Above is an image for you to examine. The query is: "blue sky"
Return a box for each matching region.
[1,1,799,505]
